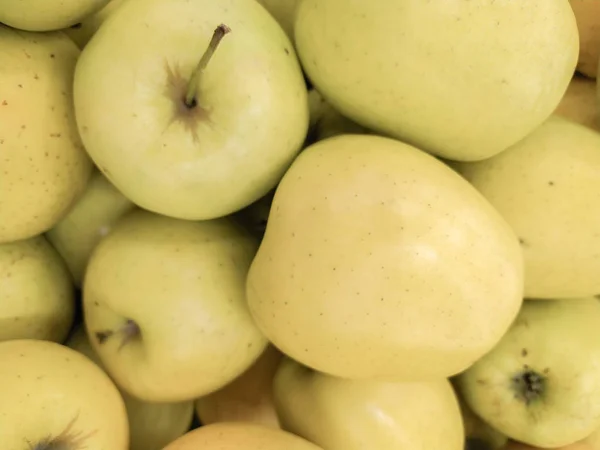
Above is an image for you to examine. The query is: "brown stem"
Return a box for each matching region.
[184,24,232,108]
[94,318,141,351]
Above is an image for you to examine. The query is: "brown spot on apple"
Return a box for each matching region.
[95,318,141,351]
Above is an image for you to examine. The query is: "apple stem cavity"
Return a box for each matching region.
[28,413,96,450]
[95,318,141,351]
[184,23,232,109]
[511,368,546,405]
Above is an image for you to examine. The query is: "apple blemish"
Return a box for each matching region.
[95,318,141,350]
[511,366,547,405]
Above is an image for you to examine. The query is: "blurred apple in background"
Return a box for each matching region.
[0,236,74,343]
[195,344,282,428]
[569,0,600,78]
[46,170,136,288]
[553,74,600,131]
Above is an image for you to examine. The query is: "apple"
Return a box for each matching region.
[456,298,600,448]
[500,439,594,450]
[83,209,268,403]
[0,0,110,31]
[46,169,136,287]
[195,344,283,428]
[0,339,128,449]
[66,325,194,450]
[0,25,94,244]
[294,0,578,161]
[272,356,464,450]
[247,134,523,381]
[163,422,324,450]
[0,235,74,343]
[255,0,301,42]
[73,0,309,221]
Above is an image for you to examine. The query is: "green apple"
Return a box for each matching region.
[64,0,127,49]
[0,25,94,244]
[294,0,578,161]
[0,339,128,449]
[165,422,323,450]
[456,297,600,448]
[554,74,600,131]
[0,236,74,343]
[66,325,194,450]
[453,115,600,299]
[195,344,283,428]
[46,169,136,287]
[73,0,309,221]
[0,0,110,31]
[83,209,268,403]
[272,356,464,450]
[247,134,524,381]
[255,0,301,42]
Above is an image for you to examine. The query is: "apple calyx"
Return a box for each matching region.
[511,367,546,405]
[183,23,232,109]
[27,414,96,450]
[95,318,141,351]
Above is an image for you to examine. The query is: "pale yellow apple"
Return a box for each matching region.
[273,356,464,450]
[247,134,524,381]
[585,427,600,450]
[0,0,110,31]
[65,0,127,49]
[569,0,600,78]
[554,74,600,131]
[73,0,309,221]
[46,169,136,287]
[164,422,324,450]
[0,25,94,244]
[295,0,578,161]
[0,236,74,343]
[0,339,128,449]
[454,115,600,299]
[83,209,268,402]
[256,0,301,42]
[66,325,194,450]
[195,344,283,428]
[457,298,600,448]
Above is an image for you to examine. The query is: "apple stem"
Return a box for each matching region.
[184,24,232,109]
[511,369,545,405]
[94,319,141,351]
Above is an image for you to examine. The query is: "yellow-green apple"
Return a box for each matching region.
[456,298,600,448]
[0,0,110,31]
[46,169,136,287]
[83,209,268,402]
[65,0,127,49]
[73,0,309,221]
[273,356,464,450]
[163,422,324,450]
[0,235,74,343]
[0,25,93,244]
[247,134,523,381]
[0,339,128,449]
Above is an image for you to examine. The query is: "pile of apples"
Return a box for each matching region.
[3,0,600,449]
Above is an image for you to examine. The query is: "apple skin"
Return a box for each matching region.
[64,0,127,49]
[83,209,268,403]
[66,325,194,450]
[163,422,324,450]
[0,25,94,244]
[46,169,136,288]
[73,0,309,221]
[0,0,110,31]
[272,356,465,450]
[0,339,129,449]
[0,235,75,343]
[500,439,594,450]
